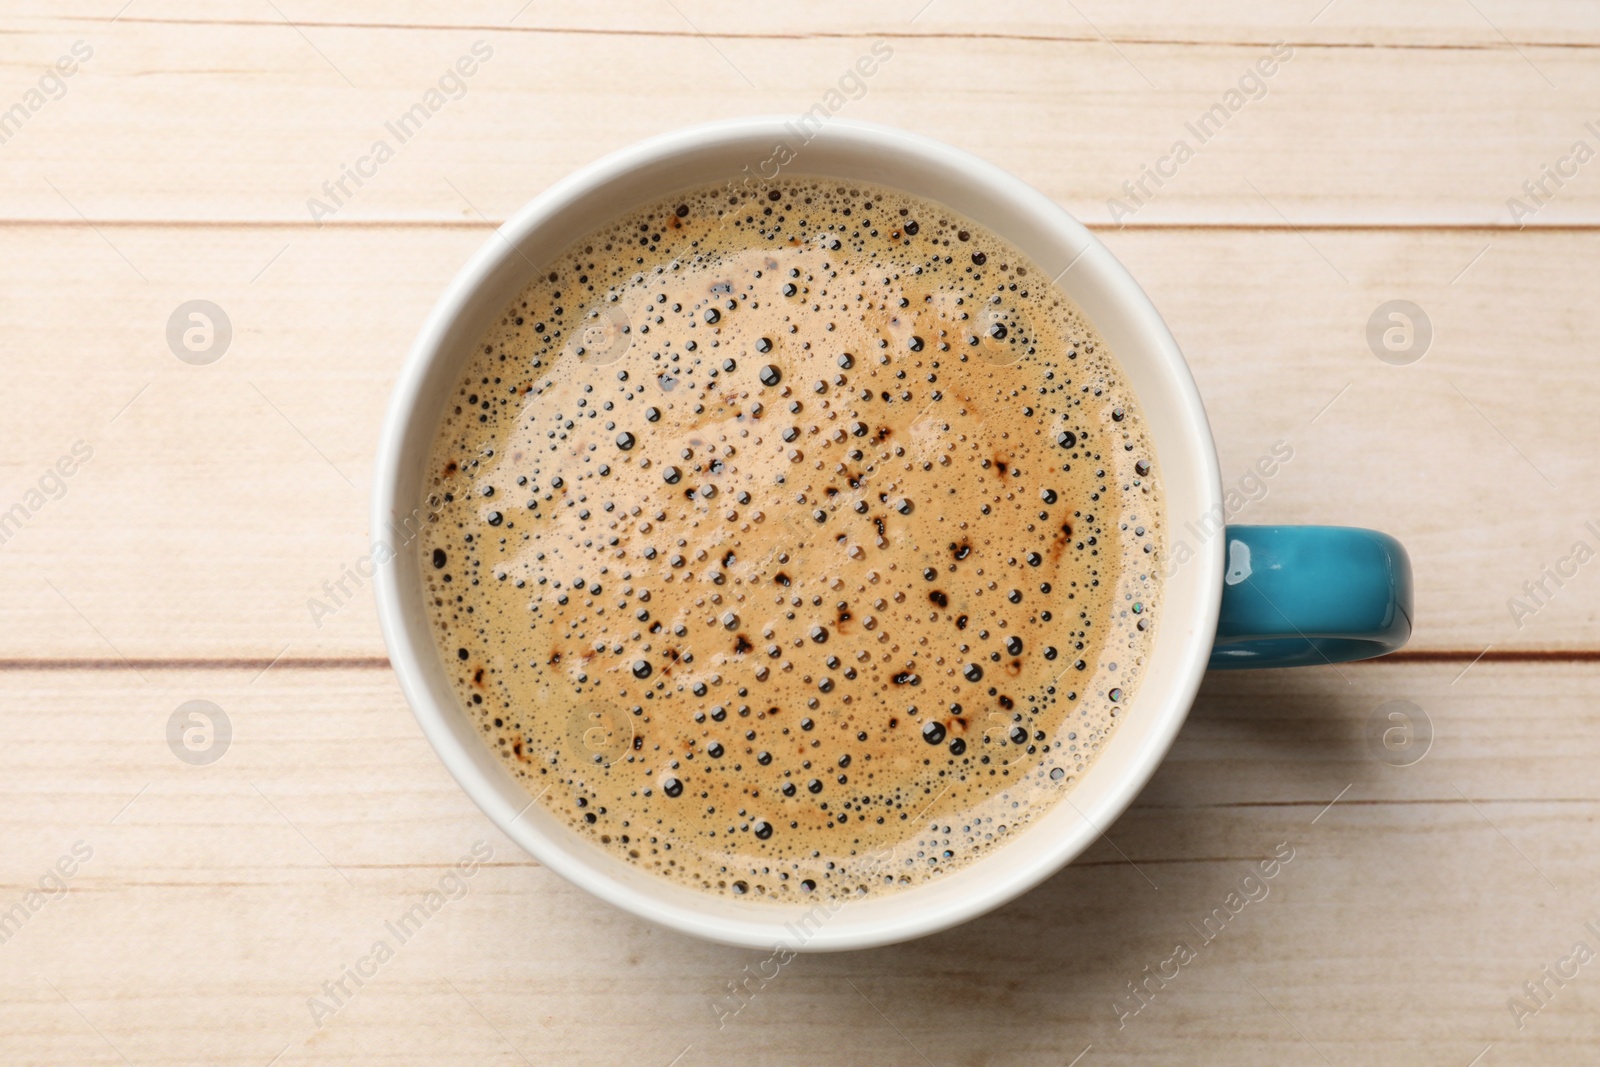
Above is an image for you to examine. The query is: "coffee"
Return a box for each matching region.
[419,176,1163,901]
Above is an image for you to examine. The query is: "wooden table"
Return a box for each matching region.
[3,3,1596,1063]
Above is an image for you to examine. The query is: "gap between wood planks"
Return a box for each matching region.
[4,219,1600,232]
[0,650,1596,672]
[45,15,1600,54]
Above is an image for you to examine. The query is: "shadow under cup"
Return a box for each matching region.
[371,118,1223,951]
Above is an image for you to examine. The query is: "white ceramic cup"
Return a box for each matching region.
[373,117,1222,951]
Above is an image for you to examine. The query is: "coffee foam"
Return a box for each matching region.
[420,177,1163,901]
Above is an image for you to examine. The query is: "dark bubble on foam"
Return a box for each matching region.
[417,175,1164,902]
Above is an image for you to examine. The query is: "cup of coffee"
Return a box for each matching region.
[372,118,1411,951]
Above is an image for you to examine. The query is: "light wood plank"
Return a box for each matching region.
[20,0,1600,47]
[1,4,1594,1065]
[0,8,1598,225]
[0,662,1593,1065]
[2,224,1595,657]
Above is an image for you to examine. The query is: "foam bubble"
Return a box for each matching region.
[419,176,1164,901]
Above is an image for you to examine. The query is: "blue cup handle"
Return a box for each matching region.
[1209,525,1413,670]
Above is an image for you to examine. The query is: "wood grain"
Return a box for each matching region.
[0,5,1598,225]
[3,4,1598,1064]
[1,225,1594,657]
[0,663,1593,1065]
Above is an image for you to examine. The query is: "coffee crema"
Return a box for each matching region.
[419,176,1163,901]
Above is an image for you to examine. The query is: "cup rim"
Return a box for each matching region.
[373,116,1223,951]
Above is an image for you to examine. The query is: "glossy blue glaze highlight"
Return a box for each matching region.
[1209,525,1412,670]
